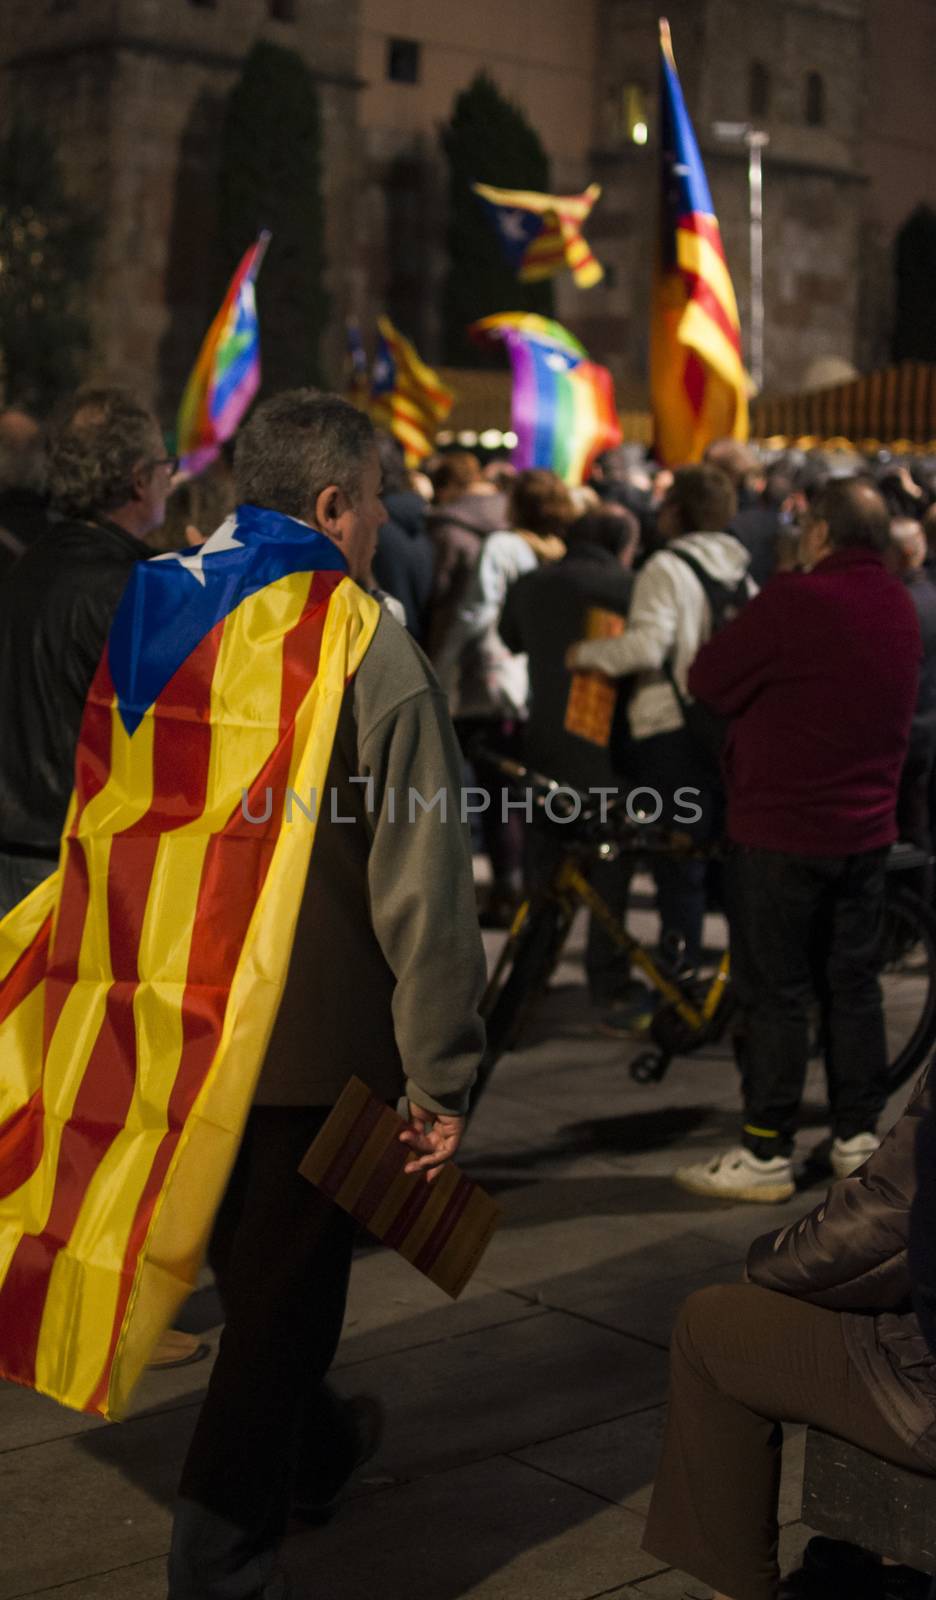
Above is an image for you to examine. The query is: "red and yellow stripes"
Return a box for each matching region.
[0,571,379,1417]
[370,315,454,468]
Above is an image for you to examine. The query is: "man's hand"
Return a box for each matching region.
[399,1103,465,1184]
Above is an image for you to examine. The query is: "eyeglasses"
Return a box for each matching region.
[149,456,179,476]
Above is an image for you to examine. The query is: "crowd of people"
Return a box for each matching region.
[3,387,936,1600]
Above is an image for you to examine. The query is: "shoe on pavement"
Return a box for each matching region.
[147,1328,210,1370]
[597,994,655,1038]
[674,1145,796,1203]
[830,1131,881,1180]
[291,1394,384,1527]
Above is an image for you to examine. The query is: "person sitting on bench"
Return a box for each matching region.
[642,1071,936,1600]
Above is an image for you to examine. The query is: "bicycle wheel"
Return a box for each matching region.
[470,900,571,1112]
[880,881,936,1092]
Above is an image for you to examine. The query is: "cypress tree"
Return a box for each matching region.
[0,116,95,411]
[218,41,327,392]
[893,206,936,363]
[441,73,554,366]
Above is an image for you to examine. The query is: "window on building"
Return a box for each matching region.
[604,83,649,147]
[805,71,826,126]
[268,0,297,19]
[387,38,421,84]
[749,60,770,120]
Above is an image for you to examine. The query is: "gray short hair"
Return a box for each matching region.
[49,387,162,519]
[234,390,376,519]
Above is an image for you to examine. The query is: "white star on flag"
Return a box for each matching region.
[153,514,244,588]
[498,210,529,243]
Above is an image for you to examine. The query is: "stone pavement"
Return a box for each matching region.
[0,906,916,1600]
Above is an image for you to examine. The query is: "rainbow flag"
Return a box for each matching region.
[176,232,270,476]
[473,182,604,289]
[651,19,748,465]
[471,313,622,486]
[0,507,378,1418]
[370,315,454,467]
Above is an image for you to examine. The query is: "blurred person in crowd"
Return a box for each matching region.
[152,457,236,551]
[0,387,171,915]
[566,464,753,978]
[436,468,573,926]
[706,438,782,587]
[0,407,50,574]
[877,461,929,521]
[426,450,508,658]
[500,505,640,1000]
[482,457,517,492]
[679,481,919,1201]
[645,1071,936,1600]
[370,430,434,644]
[891,518,936,900]
[0,390,202,1372]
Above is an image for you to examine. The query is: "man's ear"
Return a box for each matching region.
[314,484,344,533]
[129,461,151,504]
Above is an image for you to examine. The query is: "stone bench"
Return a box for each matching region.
[802,1428,936,1592]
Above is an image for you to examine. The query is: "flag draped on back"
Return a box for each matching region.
[472,182,604,288]
[176,232,270,475]
[369,315,454,467]
[651,20,748,465]
[0,508,379,1419]
[471,313,622,486]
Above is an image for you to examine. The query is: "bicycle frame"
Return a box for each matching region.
[484,852,732,1035]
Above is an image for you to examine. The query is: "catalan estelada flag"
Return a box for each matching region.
[473,181,604,289]
[471,313,622,487]
[345,318,370,410]
[370,315,454,467]
[651,19,749,465]
[176,232,270,476]
[0,506,378,1418]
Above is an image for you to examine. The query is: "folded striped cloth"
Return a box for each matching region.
[299,1078,501,1298]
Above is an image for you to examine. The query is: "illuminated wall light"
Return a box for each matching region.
[436,430,454,446]
[503,431,518,449]
[457,430,479,447]
[479,428,503,449]
[632,120,649,146]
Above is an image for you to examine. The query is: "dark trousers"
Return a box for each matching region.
[634,730,720,968]
[644,1283,928,1600]
[525,825,634,1002]
[455,715,525,887]
[727,846,890,1158]
[169,1107,358,1600]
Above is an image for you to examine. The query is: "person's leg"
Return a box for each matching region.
[169,1106,357,1600]
[643,1283,927,1600]
[824,849,890,1143]
[729,851,824,1160]
[585,851,635,1003]
[634,731,715,968]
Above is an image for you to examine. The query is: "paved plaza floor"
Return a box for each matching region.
[0,901,917,1600]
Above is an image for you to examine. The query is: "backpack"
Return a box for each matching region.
[663,546,750,784]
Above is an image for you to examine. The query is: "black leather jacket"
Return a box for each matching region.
[749,1071,936,1467]
[0,517,150,855]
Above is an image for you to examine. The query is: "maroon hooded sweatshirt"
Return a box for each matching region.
[688,546,921,856]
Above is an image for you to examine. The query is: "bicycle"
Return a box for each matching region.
[472,752,936,1113]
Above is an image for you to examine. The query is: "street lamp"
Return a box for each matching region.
[712,120,769,393]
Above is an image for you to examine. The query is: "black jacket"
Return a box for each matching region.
[0,517,150,854]
[749,1072,936,1466]
[372,491,435,645]
[499,542,633,790]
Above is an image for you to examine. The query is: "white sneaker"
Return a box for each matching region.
[674,1145,796,1203]
[830,1132,880,1179]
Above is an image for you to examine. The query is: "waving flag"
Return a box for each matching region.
[176,232,270,475]
[345,319,370,410]
[472,313,621,487]
[652,19,748,464]
[473,181,604,289]
[370,315,454,467]
[0,508,378,1418]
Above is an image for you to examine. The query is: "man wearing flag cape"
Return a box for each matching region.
[0,391,486,1599]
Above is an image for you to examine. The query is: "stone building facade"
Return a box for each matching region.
[1,0,934,418]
